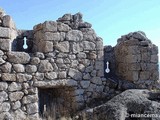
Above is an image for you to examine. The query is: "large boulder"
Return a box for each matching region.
[77,89,160,120]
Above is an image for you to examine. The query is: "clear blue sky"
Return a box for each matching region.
[1,0,160,48]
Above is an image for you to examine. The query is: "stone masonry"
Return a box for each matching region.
[0,8,159,120]
[115,31,159,89]
[0,9,106,120]
[104,31,159,90]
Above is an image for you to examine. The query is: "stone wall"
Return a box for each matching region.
[0,8,159,120]
[0,9,107,120]
[111,31,158,89]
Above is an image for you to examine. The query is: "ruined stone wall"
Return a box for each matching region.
[0,8,159,120]
[114,31,159,89]
[0,10,107,120]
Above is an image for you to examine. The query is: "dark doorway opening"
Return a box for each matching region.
[38,88,74,120]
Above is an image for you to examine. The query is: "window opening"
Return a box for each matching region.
[23,37,28,49]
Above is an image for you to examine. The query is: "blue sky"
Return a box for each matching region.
[1,0,160,48]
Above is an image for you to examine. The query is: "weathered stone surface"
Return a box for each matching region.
[96,37,103,50]
[58,71,67,79]
[45,72,57,79]
[44,32,60,41]
[66,30,83,41]
[139,71,150,80]
[114,31,158,85]
[128,63,141,70]
[27,103,39,114]
[91,70,97,77]
[69,54,76,60]
[17,73,32,82]
[22,95,38,104]
[28,113,39,120]
[0,50,4,56]
[30,57,40,65]
[43,21,57,32]
[88,52,97,59]
[97,70,104,77]
[57,22,71,32]
[38,60,53,72]
[79,22,92,28]
[55,41,70,53]
[68,68,82,81]
[8,82,22,92]
[13,109,26,120]
[72,42,82,53]
[34,52,45,59]
[0,39,11,51]
[34,72,44,81]
[81,28,96,41]
[0,57,5,65]
[9,91,24,102]
[57,13,72,21]
[60,32,66,41]
[0,102,10,112]
[151,45,158,54]
[141,52,150,62]
[0,82,8,91]
[82,90,160,120]
[132,31,148,41]
[83,73,91,80]
[71,60,79,68]
[126,71,139,81]
[74,95,84,102]
[34,79,77,88]
[2,15,15,29]
[0,62,12,72]
[151,55,158,63]
[13,64,25,72]
[22,83,30,89]
[126,54,141,63]
[2,73,16,81]
[7,52,30,64]
[11,101,21,110]
[0,112,13,120]
[81,41,95,50]
[77,52,86,59]
[74,89,84,96]
[85,65,93,72]
[80,81,90,88]
[26,65,37,73]
[0,91,8,102]
[0,27,10,38]
[43,41,53,53]
[64,58,71,64]
[91,77,102,85]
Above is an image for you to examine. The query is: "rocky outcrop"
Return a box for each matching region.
[77,89,160,120]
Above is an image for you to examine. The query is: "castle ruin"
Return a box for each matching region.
[0,8,159,120]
